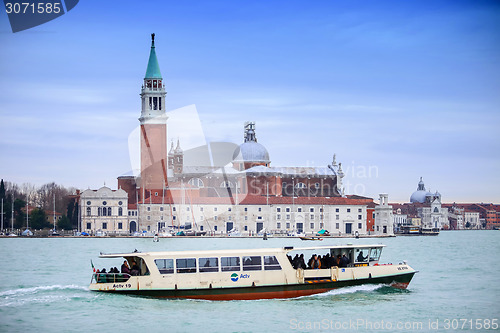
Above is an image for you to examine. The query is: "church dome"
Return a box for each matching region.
[410,190,431,203]
[409,177,432,203]
[232,141,270,163]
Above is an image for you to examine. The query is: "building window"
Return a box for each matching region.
[320,214,324,220]
[373,213,375,218]
[347,208,351,213]
[310,214,314,219]
[286,223,290,229]
[245,216,248,220]
[336,208,339,213]
[257,216,262,220]
[310,207,314,212]
[214,216,218,221]
[147,207,151,212]
[286,207,290,212]
[277,215,281,220]
[244,226,248,231]
[295,182,306,188]
[297,207,302,212]
[101,207,107,216]
[358,215,362,220]
[187,207,190,211]
[228,207,232,212]
[315,183,320,189]
[214,226,218,231]
[160,207,163,211]
[86,207,91,216]
[173,207,176,212]
[286,215,290,220]
[244,207,248,212]
[102,201,107,206]
[108,207,111,216]
[200,216,203,221]
[155,192,158,196]
[336,223,340,229]
[358,208,362,213]
[200,207,203,212]
[173,216,176,220]
[310,223,314,229]
[258,207,262,212]
[214,207,218,212]
[336,214,339,220]
[320,208,323,213]
[118,222,122,229]
[358,223,362,229]
[188,178,204,188]
[200,225,203,231]
[102,222,107,230]
[276,207,281,212]
[320,223,324,228]
[86,223,91,229]
[277,222,281,229]
[220,181,233,188]
[87,201,91,205]
[147,216,151,221]
[118,207,123,216]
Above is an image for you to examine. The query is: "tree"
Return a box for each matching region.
[14,198,26,229]
[30,208,50,229]
[57,215,72,230]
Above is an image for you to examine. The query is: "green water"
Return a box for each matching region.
[0,231,499,332]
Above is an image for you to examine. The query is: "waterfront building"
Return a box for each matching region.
[78,34,394,236]
[80,186,129,235]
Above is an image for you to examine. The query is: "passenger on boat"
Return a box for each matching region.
[335,255,341,267]
[340,254,350,268]
[291,254,299,269]
[130,262,140,276]
[321,254,331,269]
[121,260,131,274]
[298,254,306,269]
[309,255,321,269]
[357,251,367,262]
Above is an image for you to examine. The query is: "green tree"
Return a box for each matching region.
[30,208,50,229]
[14,198,26,229]
[57,215,72,230]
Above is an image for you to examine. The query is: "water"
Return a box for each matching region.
[1,231,499,332]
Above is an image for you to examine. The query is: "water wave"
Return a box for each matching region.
[0,284,88,297]
[316,283,388,296]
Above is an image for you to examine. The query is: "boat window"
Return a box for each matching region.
[355,248,369,263]
[155,259,174,274]
[242,256,262,271]
[369,248,382,262]
[263,256,281,271]
[221,257,240,271]
[199,257,219,273]
[176,258,197,273]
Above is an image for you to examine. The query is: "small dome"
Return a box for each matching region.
[410,190,431,203]
[232,141,270,163]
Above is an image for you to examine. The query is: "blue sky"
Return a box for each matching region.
[0,0,499,203]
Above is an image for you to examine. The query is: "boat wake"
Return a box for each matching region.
[316,284,388,297]
[0,284,91,308]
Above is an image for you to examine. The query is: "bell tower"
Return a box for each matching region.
[139,33,168,192]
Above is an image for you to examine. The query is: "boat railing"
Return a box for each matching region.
[92,273,131,284]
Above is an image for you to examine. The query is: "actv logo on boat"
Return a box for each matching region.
[231,273,250,282]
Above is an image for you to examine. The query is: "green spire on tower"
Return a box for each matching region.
[145,33,162,79]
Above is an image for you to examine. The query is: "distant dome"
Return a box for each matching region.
[233,141,270,163]
[410,177,432,203]
[410,190,431,203]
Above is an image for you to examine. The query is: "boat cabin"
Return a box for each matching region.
[91,244,385,285]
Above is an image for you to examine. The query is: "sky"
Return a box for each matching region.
[1,0,499,203]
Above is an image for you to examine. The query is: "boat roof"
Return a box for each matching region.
[99,244,385,258]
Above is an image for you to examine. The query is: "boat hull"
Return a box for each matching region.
[91,271,415,301]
